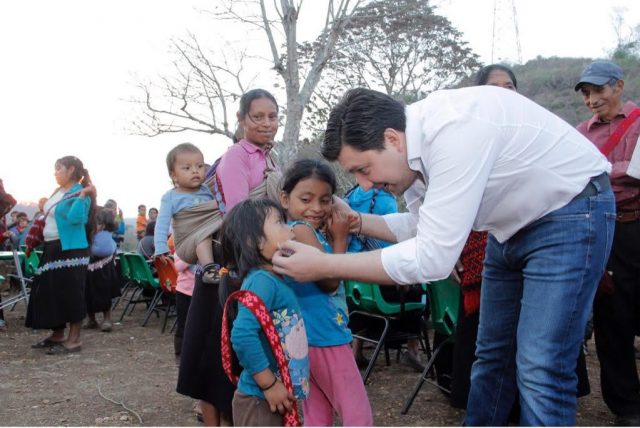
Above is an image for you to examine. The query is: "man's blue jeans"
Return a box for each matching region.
[465,184,615,426]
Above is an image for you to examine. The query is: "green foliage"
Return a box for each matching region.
[512,56,640,126]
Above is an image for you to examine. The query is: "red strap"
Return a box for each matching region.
[599,108,640,157]
[221,289,301,427]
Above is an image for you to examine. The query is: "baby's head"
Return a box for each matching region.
[96,207,117,232]
[221,198,293,278]
[280,158,337,229]
[166,143,206,190]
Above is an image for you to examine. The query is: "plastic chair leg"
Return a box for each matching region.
[142,290,162,327]
[401,336,453,415]
[362,317,390,385]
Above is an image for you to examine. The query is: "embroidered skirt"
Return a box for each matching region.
[85,253,121,313]
[25,240,89,329]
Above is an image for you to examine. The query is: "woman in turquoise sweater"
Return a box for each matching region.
[26,156,97,354]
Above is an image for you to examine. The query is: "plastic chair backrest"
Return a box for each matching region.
[426,279,460,336]
[118,253,130,280]
[345,281,425,315]
[154,257,177,293]
[124,253,159,288]
[24,250,40,277]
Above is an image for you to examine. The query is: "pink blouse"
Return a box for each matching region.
[216,139,273,211]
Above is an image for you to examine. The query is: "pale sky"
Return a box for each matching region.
[2,0,639,217]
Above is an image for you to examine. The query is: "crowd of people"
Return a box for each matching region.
[0,59,639,426]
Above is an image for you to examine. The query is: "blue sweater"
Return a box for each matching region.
[54,183,92,251]
[231,269,310,400]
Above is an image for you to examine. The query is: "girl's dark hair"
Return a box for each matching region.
[166,142,203,176]
[281,158,337,195]
[475,64,518,89]
[218,198,286,314]
[238,89,279,118]
[96,207,117,232]
[56,155,97,242]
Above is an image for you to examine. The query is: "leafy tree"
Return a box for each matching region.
[302,0,480,135]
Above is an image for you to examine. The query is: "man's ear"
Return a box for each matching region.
[383,128,406,153]
[614,79,625,95]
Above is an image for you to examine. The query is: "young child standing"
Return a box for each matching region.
[155,143,219,283]
[279,159,373,426]
[221,198,309,426]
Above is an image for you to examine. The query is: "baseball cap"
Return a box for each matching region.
[574,60,623,91]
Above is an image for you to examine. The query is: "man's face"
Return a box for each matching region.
[337,130,418,196]
[580,80,624,122]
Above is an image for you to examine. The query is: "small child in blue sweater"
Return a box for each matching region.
[220,198,309,426]
[154,143,219,283]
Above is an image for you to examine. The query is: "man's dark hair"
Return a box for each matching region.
[475,64,518,89]
[322,88,406,161]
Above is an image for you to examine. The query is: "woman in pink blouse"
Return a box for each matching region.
[176,89,281,426]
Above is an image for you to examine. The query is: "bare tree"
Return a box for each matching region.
[131,33,253,140]
[132,0,364,163]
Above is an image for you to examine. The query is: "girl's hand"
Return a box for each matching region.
[327,210,350,241]
[155,254,170,265]
[264,381,294,414]
[79,184,95,198]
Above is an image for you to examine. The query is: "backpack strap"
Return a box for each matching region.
[600,108,640,157]
[221,289,301,427]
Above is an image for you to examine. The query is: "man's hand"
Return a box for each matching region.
[263,381,295,414]
[272,240,328,282]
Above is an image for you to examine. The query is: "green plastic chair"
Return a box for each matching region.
[23,250,40,278]
[111,252,132,311]
[345,281,425,315]
[345,280,428,384]
[402,278,461,414]
[118,253,159,323]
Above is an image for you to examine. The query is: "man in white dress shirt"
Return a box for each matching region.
[273,86,615,425]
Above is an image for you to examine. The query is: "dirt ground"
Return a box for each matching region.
[0,283,621,427]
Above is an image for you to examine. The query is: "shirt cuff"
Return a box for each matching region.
[382,212,417,242]
[381,238,420,285]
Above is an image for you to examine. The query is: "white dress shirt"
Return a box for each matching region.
[380,86,611,285]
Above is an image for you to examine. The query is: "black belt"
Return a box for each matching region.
[572,172,611,201]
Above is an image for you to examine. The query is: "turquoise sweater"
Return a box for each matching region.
[53,183,92,251]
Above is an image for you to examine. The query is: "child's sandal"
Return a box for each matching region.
[201,263,221,284]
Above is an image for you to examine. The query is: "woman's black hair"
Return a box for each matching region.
[238,89,279,118]
[217,198,286,316]
[281,158,337,195]
[475,64,518,89]
[96,207,117,233]
[56,155,97,242]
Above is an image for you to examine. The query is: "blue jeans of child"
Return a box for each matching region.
[465,181,615,426]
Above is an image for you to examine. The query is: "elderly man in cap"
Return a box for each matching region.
[576,60,640,425]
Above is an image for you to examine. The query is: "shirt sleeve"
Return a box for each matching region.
[231,273,278,376]
[154,192,173,256]
[381,117,500,284]
[217,146,252,212]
